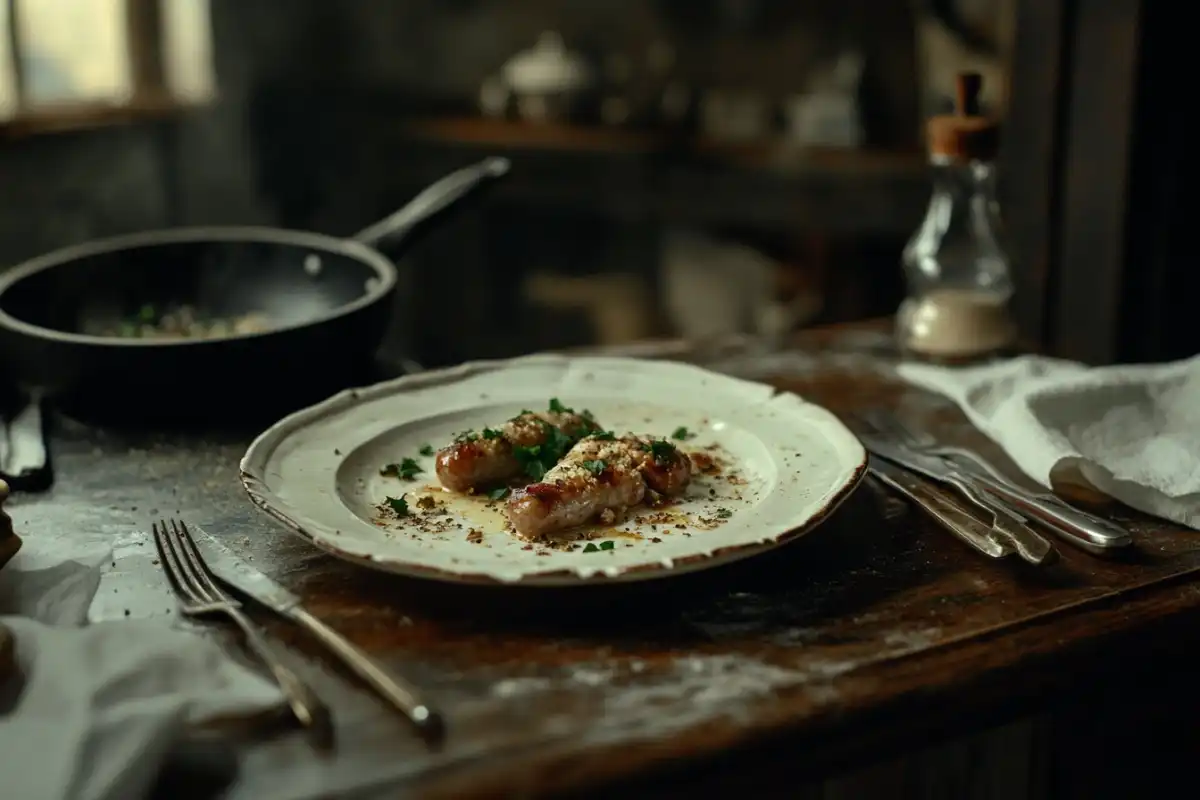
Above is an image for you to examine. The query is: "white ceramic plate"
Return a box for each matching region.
[240,355,866,586]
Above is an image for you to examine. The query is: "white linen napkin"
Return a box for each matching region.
[898,354,1200,530]
[0,528,283,800]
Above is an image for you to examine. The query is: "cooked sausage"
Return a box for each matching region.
[506,435,646,540]
[621,436,693,497]
[434,409,599,493]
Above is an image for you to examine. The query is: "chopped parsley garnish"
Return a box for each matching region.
[512,444,550,480]
[591,431,616,441]
[487,486,510,501]
[513,421,579,480]
[648,439,678,464]
[548,397,571,414]
[380,457,422,480]
[481,428,502,440]
[671,426,694,441]
[454,429,479,443]
[137,304,157,324]
[582,540,616,553]
[581,459,606,476]
[418,444,434,456]
[581,408,596,422]
[716,508,733,519]
[386,495,409,516]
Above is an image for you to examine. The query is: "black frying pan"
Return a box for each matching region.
[0,157,510,430]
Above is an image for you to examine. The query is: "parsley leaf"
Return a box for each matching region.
[487,486,510,500]
[511,414,594,480]
[481,428,502,440]
[583,542,599,553]
[381,457,422,480]
[716,508,733,519]
[454,429,479,443]
[591,431,616,441]
[512,444,550,481]
[581,459,606,477]
[386,495,409,516]
[599,540,615,551]
[649,439,678,464]
[418,443,434,456]
[671,426,694,441]
[548,397,571,414]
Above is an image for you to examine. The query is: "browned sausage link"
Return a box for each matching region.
[434,439,516,493]
[506,437,644,539]
[434,411,600,493]
[623,436,693,496]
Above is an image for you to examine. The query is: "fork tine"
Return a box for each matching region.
[153,520,200,605]
[165,519,220,604]
[864,410,925,446]
[171,519,231,603]
[847,412,877,435]
[160,518,216,604]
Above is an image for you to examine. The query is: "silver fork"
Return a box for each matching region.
[865,412,1132,553]
[152,519,333,741]
[856,414,1054,564]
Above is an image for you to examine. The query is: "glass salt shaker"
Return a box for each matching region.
[896,72,1017,362]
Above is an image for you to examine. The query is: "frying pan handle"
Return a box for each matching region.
[351,157,511,251]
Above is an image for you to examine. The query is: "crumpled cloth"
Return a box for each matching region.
[0,528,282,800]
[899,354,1200,529]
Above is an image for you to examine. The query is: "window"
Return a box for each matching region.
[1,0,215,132]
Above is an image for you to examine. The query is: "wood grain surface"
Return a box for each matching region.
[9,322,1200,799]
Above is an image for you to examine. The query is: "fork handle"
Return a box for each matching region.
[943,475,1056,565]
[869,469,1011,559]
[222,606,332,735]
[290,608,443,737]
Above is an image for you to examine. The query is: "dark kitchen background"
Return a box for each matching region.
[8,0,1185,369]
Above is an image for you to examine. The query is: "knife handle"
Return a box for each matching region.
[967,470,1132,553]
[290,608,444,738]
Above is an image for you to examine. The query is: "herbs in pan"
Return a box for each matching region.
[101,304,272,340]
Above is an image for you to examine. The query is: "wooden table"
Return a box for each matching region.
[9,322,1200,799]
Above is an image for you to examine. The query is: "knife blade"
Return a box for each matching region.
[194,530,303,615]
[859,434,1055,565]
[193,527,444,739]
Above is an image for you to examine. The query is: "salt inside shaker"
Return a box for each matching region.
[896,72,1017,361]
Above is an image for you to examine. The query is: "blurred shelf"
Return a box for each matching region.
[405,116,668,154]
[389,116,930,235]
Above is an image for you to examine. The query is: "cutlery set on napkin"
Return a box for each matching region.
[858,354,1200,563]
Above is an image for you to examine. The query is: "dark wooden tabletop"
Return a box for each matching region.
[8,322,1200,799]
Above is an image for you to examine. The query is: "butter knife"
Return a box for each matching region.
[869,455,1012,559]
[859,434,1056,565]
[193,527,443,738]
